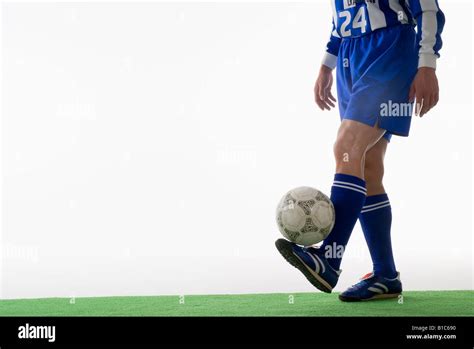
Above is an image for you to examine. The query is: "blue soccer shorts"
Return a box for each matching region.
[336,25,419,142]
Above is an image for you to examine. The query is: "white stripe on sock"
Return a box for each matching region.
[362,199,390,209]
[361,203,391,213]
[333,181,367,192]
[332,184,367,195]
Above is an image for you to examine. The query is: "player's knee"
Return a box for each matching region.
[333,129,366,165]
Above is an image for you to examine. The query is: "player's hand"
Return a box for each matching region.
[314,65,336,111]
[409,67,439,117]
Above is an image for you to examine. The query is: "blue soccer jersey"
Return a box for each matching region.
[322,0,445,70]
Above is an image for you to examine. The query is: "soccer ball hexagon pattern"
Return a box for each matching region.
[276,187,335,246]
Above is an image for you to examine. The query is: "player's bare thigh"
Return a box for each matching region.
[333,120,386,178]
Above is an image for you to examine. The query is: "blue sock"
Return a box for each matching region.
[321,173,366,270]
[359,194,397,279]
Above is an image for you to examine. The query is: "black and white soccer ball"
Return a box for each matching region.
[276,187,335,246]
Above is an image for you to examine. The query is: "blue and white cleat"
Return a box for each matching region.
[275,239,340,293]
[339,272,402,302]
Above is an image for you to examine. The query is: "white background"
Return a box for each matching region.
[1,1,472,299]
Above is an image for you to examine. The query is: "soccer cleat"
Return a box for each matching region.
[339,272,402,302]
[275,238,341,293]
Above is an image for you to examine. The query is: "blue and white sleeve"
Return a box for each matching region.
[407,0,445,69]
[322,21,341,70]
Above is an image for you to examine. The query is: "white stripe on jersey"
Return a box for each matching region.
[388,0,409,24]
[331,0,340,38]
[366,0,387,31]
[420,0,439,56]
[420,0,439,12]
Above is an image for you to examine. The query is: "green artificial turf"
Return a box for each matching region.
[0,291,472,317]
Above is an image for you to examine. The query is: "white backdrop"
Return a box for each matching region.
[1,1,472,299]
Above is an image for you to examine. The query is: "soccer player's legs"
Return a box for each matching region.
[338,136,403,302]
[319,120,385,271]
[361,138,397,279]
[275,120,386,293]
[323,26,415,273]
[278,26,417,294]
